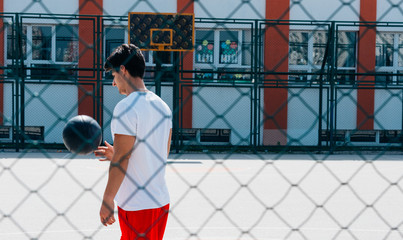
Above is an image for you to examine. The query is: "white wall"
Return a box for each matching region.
[194,0,265,19]
[3,83,13,126]
[377,0,403,22]
[374,89,402,130]
[290,0,360,21]
[5,0,79,15]
[6,0,401,24]
[192,86,252,145]
[287,88,328,146]
[24,84,78,143]
[103,0,177,16]
[160,86,174,112]
[2,83,78,143]
[336,88,357,129]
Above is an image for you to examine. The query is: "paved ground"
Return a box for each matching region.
[1,151,403,239]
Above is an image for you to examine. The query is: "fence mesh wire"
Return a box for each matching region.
[1,0,403,239]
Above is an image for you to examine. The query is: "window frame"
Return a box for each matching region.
[194,28,251,69]
[288,30,357,85]
[375,32,403,85]
[289,31,322,83]
[194,28,252,82]
[5,24,79,80]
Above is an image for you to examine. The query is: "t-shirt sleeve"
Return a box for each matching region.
[111,101,137,136]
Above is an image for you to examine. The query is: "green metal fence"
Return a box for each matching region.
[2,1,403,240]
[2,13,403,152]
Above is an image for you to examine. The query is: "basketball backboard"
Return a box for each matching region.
[128,12,194,51]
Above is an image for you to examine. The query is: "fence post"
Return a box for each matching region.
[252,20,259,151]
[15,13,26,151]
[328,21,336,153]
[317,22,333,151]
[96,15,102,127]
[154,52,162,97]
[172,52,180,153]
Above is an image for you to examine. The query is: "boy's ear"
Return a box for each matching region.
[120,65,131,77]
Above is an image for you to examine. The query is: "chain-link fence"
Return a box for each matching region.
[1,0,403,239]
[3,15,403,151]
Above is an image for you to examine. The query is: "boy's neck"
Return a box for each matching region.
[126,77,147,94]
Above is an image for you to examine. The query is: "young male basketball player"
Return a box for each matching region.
[94,43,172,240]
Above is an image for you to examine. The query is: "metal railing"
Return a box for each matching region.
[1,13,403,152]
[2,1,403,240]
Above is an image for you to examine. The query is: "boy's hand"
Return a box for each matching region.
[94,141,114,161]
[100,198,116,226]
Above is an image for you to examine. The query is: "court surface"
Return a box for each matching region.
[1,151,403,240]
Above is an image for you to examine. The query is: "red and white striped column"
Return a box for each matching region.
[263,0,290,145]
[356,0,377,130]
[177,0,194,129]
[78,0,103,120]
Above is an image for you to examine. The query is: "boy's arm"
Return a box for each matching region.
[100,134,135,226]
[167,128,172,157]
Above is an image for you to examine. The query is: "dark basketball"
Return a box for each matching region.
[62,115,102,155]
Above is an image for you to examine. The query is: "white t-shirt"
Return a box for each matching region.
[111,91,171,211]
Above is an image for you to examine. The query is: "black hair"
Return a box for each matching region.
[104,44,145,78]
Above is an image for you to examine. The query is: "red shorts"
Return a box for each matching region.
[118,204,169,240]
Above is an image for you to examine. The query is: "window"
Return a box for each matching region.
[336,32,356,84]
[289,31,322,83]
[105,28,125,59]
[376,33,403,84]
[194,29,252,82]
[376,33,394,67]
[6,24,78,80]
[56,25,78,63]
[289,32,308,65]
[7,24,27,60]
[289,30,356,84]
[242,30,252,66]
[313,32,327,66]
[195,29,251,66]
[32,26,52,61]
[219,31,239,64]
[337,32,356,68]
[195,30,214,64]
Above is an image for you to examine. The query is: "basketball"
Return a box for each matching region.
[62,115,102,155]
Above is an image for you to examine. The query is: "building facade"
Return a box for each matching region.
[1,0,402,148]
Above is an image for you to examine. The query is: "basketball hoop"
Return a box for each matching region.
[128,12,194,52]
